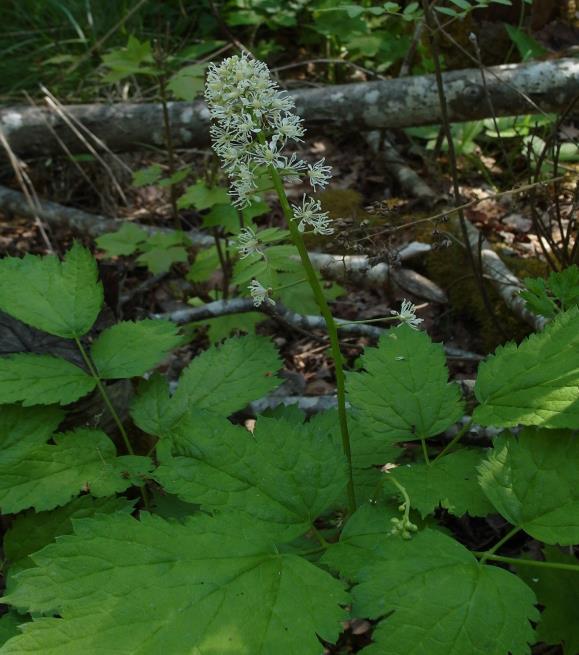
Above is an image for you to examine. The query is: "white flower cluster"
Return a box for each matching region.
[248,279,275,307]
[391,299,423,330]
[205,54,333,234]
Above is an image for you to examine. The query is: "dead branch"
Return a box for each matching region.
[460,219,547,332]
[153,297,481,361]
[306,251,447,303]
[1,58,578,157]
[365,130,440,206]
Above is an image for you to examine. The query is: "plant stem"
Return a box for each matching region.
[311,525,330,548]
[74,337,135,456]
[155,45,181,232]
[479,526,521,565]
[338,316,398,326]
[267,165,357,514]
[473,552,579,573]
[434,418,473,462]
[421,0,508,341]
[420,438,431,465]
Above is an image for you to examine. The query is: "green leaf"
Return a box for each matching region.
[478,428,579,545]
[547,265,579,310]
[130,373,174,437]
[347,326,463,442]
[233,244,300,287]
[276,270,344,315]
[0,243,103,338]
[2,513,348,654]
[0,354,95,406]
[167,64,206,100]
[515,547,579,655]
[186,246,220,283]
[390,449,494,518]
[0,614,25,648]
[155,412,347,540]
[520,277,559,318]
[449,0,472,9]
[137,247,188,273]
[434,6,458,16]
[473,307,579,429]
[131,164,163,187]
[91,320,182,379]
[311,410,402,469]
[95,223,148,257]
[203,312,264,344]
[521,266,579,317]
[505,24,547,61]
[3,496,133,584]
[0,405,63,455]
[0,428,152,514]
[201,202,237,228]
[101,36,156,82]
[352,529,538,655]
[157,167,191,188]
[171,335,282,418]
[322,503,398,580]
[177,181,230,210]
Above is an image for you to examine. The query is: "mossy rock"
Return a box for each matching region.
[425,224,548,351]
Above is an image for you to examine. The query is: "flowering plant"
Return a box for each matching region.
[0,55,576,655]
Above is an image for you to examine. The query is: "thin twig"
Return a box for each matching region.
[422,0,508,340]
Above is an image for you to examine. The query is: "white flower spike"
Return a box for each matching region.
[248,279,275,307]
[205,53,333,236]
[391,299,423,330]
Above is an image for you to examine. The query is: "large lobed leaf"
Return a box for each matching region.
[478,428,579,545]
[324,524,538,655]
[0,243,103,339]
[131,335,283,435]
[347,325,463,442]
[90,320,182,379]
[3,496,133,588]
[155,411,348,540]
[0,424,151,514]
[473,307,579,428]
[1,512,348,654]
[0,354,95,406]
[172,334,282,416]
[515,547,579,655]
[390,449,494,518]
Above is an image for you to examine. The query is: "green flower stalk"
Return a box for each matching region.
[205,53,356,513]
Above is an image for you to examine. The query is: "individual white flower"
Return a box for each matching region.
[229,162,258,208]
[237,227,264,259]
[253,140,286,168]
[279,153,308,184]
[249,279,275,307]
[391,299,423,330]
[273,114,305,142]
[307,158,332,191]
[291,194,334,235]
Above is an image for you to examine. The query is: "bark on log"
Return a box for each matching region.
[1,58,578,158]
[154,297,481,361]
[307,251,447,303]
[460,218,548,332]
[0,184,214,247]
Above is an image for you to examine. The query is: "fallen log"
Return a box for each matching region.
[154,297,481,361]
[307,251,447,303]
[0,184,214,247]
[1,58,578,158]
